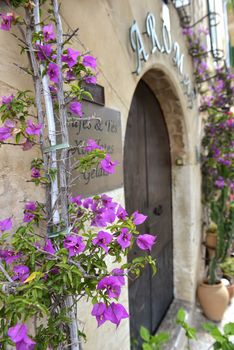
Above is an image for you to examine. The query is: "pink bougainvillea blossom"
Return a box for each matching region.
[70,195,82,206]
[85,139,103,152]
[26,120,42,136]
[69,101,82,117]
[65,69,76,81]
[1,94,14,106]
[92,230,112,253]
[91,302,109,327]
[0,13,14,31]
[0,217,12,232]
[132,211,147,225]
[31,167,41,178]
[111,268,125,286]
[8,323,35,350]
[100,154,118,174]
[12,265,30,282]
[97,276,122,298]
[47,62,60,83]
[82,55,97,69]
[62,48,80,68]
[116,205,127,220]
[63,235,85,257]
[84,75,97,84]
[0,120,15,141]
[43,239,55,255]
[105,302,129,326]
[36,44,52,61]
[117,228,131,249]
[43,24,55,41]
[0,250,21,265]
[136,234,156,251]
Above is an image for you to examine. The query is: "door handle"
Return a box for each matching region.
[153,205,163,216]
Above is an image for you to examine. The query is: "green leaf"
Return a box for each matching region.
[176,308,186,323]
[142,343,152,350]
[140,326,150,342]
[224,323,234,336]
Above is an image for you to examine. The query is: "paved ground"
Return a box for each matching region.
[189,298,234,349]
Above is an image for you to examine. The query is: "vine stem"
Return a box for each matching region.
[52,0,80,349]
[33,0,60,225]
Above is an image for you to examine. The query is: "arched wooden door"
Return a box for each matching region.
[124,80,173,347]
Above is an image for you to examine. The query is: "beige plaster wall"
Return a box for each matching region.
[0,1,205,350]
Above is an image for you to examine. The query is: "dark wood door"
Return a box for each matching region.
[124,80,173,348]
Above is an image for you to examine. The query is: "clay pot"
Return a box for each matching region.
[197,281,229,321]
[227,284,234,299]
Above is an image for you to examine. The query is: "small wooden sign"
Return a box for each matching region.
[68,101,123,196]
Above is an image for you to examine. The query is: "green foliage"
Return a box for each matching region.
[139,326,169,350]
[176,308,197,340]
[203,322,234,349]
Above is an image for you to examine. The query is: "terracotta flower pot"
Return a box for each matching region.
[197,281,229,321]
[227,283,234,299]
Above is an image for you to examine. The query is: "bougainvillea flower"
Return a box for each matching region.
[82,197,93,209]
[62,48,80,68]
[132,211,147,225]
[8,323,35,350]
[26,120,42,136]
[82,55,97,69]
[215,177,225,189]
[0,126,12,141]
[111,268,125,286]
[23,213,35,223]
[70,195,82,206]
[13,265,30,282]
[136,234,156,251]
[47,62,60,83]
[63,235,85,257]
[100,194,113,207]
[0,250,21,264]
[69,101,82,117]
[31,167,41,178]
[100,155,118,174]
[43,239,55,255]
[106,302,129,326]
[91,214,107,227]
[36,44,52,61]
[65,69,76,81]
[25,201,37,212]
[91,302,109,327]
[0,217,12,232]
[97,276,122,298]
[84,75,97,84]
[117,228,131,249]
[2,94,14,106]
[92,231,112,253]
[102,208,116,224]
[43,24,55,41]
[22,140,34,151]
[0,13,14,31]
[85,139,103,152]
[116,205,127,220]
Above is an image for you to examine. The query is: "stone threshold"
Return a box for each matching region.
[157,298,194,350]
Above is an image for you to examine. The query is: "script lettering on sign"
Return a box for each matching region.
[68,102,123,196]
[129,6,195,109]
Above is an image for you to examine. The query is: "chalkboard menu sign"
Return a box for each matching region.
[68,101,123,196]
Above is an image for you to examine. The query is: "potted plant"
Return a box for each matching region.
[220,257,234,299]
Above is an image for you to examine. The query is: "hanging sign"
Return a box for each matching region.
[67,101,123,196]
[129,5,195,109]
